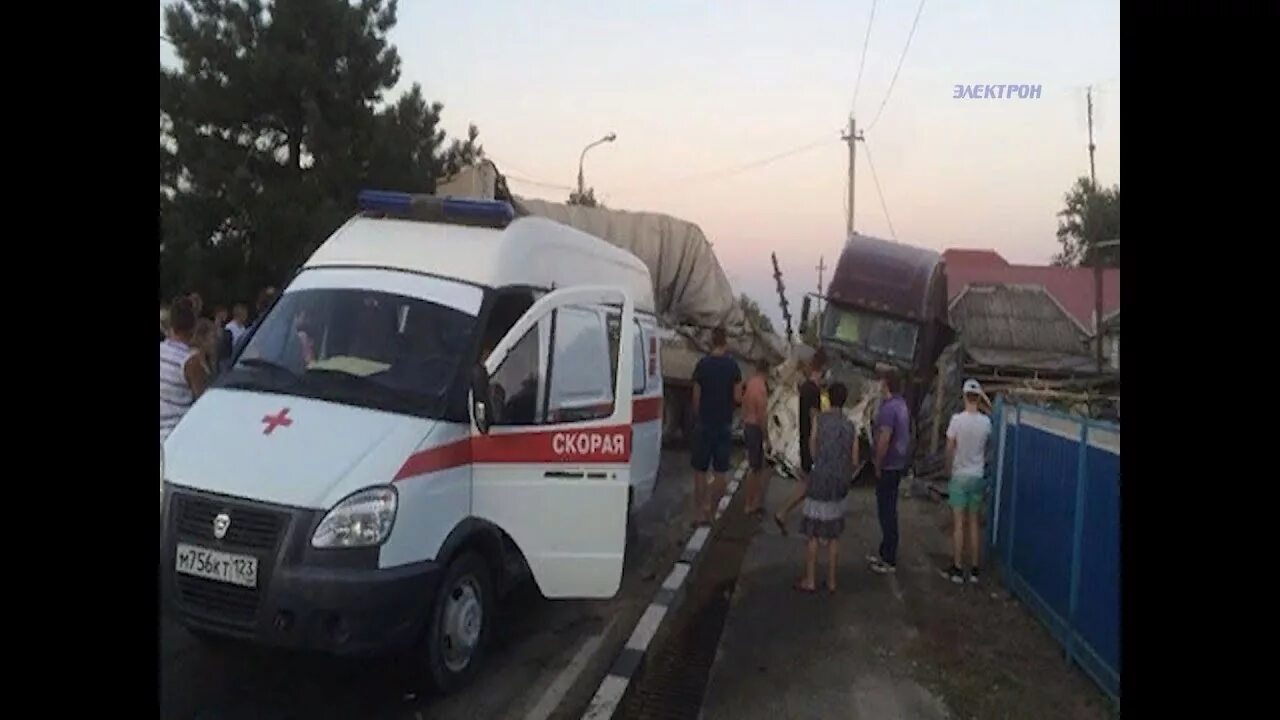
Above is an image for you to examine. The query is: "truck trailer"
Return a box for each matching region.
[437,162,786,446]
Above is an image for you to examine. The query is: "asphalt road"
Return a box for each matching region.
[160,450,695,720]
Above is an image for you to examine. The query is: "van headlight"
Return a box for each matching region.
[312,487,398,548]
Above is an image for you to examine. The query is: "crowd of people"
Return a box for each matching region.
[158,286,277,443]
[688,336,993,594]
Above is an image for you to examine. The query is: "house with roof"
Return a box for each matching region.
[948,283,1096,376]
[942,249,1119,335]
[1102,308,1119,371]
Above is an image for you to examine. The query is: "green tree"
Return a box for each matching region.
[567,187,600,207]
[366,85,485,193]
[739,293,776,335]
[160,0,483,306]
[1053,177,1120,267]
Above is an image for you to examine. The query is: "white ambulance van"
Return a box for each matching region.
[160,190,663,691]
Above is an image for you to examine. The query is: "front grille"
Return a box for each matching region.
[168,490,294,631]
[176,575,259,627]
[175,495,285,550]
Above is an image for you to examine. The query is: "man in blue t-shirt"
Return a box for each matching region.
[691,327,743,525]
[869,367,912,574]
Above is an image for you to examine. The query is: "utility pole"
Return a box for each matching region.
[1087,87,1105,374]
[771,252,793,343]
[842,116,863,237]
[816,255,826,316]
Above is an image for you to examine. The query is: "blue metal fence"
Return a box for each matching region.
[988,399,1120,702]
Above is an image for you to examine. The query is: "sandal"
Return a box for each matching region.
[793,581,816,594]
[773,514,789,536]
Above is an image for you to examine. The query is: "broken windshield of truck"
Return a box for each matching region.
[821,305,919,365]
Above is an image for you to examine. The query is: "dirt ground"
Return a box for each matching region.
[897,490,1120,720]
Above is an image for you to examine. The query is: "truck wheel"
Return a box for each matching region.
[420,551,493,694]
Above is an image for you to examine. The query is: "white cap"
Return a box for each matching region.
[963,379,991,405]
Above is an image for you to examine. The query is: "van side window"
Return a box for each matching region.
[631,324,645,394]
[605,313,646,395]
[479,291,535,363]
[547,307,614,423]
[489,326,543,426]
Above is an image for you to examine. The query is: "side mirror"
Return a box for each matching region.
[800,295,812,330]
[470,364,494,434]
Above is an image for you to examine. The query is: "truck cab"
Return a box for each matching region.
[801,233,953,432]
[160,191,663,692]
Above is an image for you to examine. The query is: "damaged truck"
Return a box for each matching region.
[769,232,954,480]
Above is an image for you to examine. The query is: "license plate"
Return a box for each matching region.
[175,543,259,588]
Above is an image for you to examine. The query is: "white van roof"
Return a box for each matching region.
[303,213,656,314]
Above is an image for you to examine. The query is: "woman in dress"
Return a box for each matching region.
[796,382,858,594]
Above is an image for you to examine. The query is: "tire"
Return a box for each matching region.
[419,551,494,694]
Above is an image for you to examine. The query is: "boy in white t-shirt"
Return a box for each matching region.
[941,379,993,584]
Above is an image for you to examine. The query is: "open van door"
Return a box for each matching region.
[471,286,635,598]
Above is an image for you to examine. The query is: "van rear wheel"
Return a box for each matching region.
[419,551,493,694]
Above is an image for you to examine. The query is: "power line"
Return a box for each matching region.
[503,174,574,192]
[866,0,927,133]
[480,155,575,191]
[485,154,535,180]
[850,0,879,116]
[861,139,897,242]
[620,133,840,191]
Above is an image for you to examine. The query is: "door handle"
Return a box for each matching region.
[544,470,586,479]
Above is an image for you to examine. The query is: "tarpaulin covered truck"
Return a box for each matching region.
[770,232,954,479]
[437,163,786,446]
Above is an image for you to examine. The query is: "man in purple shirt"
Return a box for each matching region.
[869,368,912,574]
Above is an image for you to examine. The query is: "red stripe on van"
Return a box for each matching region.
[393,396,659,482]
[394,426,632,481]
[634,396,662,423]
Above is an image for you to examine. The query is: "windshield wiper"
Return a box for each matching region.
[238,357,300,379]
[303,367,440,409]
[218,357,301,393]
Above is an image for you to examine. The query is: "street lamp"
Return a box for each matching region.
[1093,238,1119,372]
[577,132,617,197]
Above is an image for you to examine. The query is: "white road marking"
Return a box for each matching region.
[662,562,690,591]
[625,604,669,651]
[523,616,619,720]
[686,526,710,554]
[581,674,632,720]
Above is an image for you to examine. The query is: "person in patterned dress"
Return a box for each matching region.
[796,382,858,594]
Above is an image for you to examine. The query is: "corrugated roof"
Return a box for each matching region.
[964,348,1099,373]
[943,248,1119,329]
[949,284,1095,371]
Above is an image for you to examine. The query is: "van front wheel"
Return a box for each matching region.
[420,551,493,694]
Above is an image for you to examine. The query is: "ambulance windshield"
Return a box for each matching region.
[226,288,476,417]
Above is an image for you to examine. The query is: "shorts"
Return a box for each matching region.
[744,424,764,470]
[948,473,988,511]
[692,423,732,474]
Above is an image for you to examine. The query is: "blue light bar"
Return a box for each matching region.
[441,197,516,223]
[357,189,515,228]
[357,189,414,213]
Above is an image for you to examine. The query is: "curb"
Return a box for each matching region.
[580,461,749,720]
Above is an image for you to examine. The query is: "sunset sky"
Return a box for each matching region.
[161,0,1120,331]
